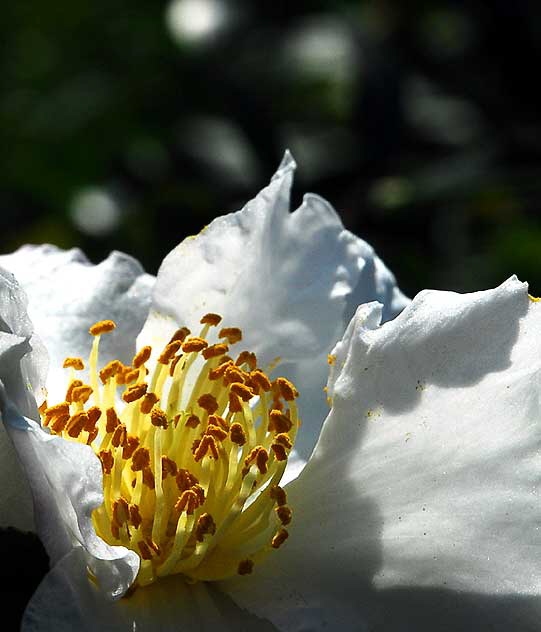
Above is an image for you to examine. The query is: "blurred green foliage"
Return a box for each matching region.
[2,0,541,296]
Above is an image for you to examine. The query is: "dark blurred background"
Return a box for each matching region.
[3,0,541,298]
[2,0,541,624]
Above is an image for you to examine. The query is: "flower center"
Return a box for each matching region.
[40,313,298,588]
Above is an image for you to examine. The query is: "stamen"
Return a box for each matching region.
[42,312,300,586]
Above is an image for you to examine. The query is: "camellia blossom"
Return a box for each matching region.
[1,154,539,630]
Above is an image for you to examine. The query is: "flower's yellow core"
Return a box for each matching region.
[40,314,299,588]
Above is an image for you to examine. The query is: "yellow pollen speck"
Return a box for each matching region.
[89,320,116,336]
[42,313,300,587]
[327,354,336,366]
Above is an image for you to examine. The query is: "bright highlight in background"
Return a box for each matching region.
[70,187,121,236]
[165,0,228,45]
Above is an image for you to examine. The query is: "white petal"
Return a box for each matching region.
[223,278,541,630]
[140,153,364,368]
[0,245,154,399]
[0,268,48,530]
[343,235,410,325]
[1,392,139,598]
[23,547,276,631]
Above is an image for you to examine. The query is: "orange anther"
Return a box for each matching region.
[230,422,247,446]
[62,357,84,370]
[236,351,257,371]
[138,541,153,560]
[195,513,216,541]
[200,313,222,326]
[65,379,83,403]
[250,370,272,392]
[162,456,178,479]
[169,327,190,344]
[268,409,293,433]
[193,435,219,462]
[106,408,120,433]
[198,393,218,414]
[270,485,287,507]
[98,450,114,475]
[275,377,299,401]
[176,468,199,492]
[67,412,88,438]
[142,466,155,489]
[185,414,200,429]
[175,489,198,515]
[271,528,289,549]
[276,505,292,526]
[133,346,152,368]
[112,424,128,448]
[230,382,254,402]
[72,385,93,404]
[112,497,130,527]
[150,407,168,429]
[89,320,116,336]
[122,435,140,460]
[223,365,245,385]
[129,504,142,529]
[181,337,208,353]
[131,447,150,471]
[140,392,159,414]
[158,340,182,364]
[122,383,148,403]
[219,327,242,344]
[228,392,242,413]
[85,406,102,431]
[99,360,122,384]
[238,559,254,575]
[50,414,70,433]
[202,343,229,360]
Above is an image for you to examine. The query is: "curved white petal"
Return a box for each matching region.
[343,235,410,326]
[23,547,276,631]
[1,391,139,598]
[0,268,48,530]
[0,245,154,400]
[223,277,541,630]
[140,152,405,369]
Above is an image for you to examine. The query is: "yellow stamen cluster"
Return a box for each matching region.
[41,314,299,588]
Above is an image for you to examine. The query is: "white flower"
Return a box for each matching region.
[1,154,538,631]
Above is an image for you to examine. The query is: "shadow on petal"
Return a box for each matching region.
[23,547,277,632]
[366,585,541,632]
